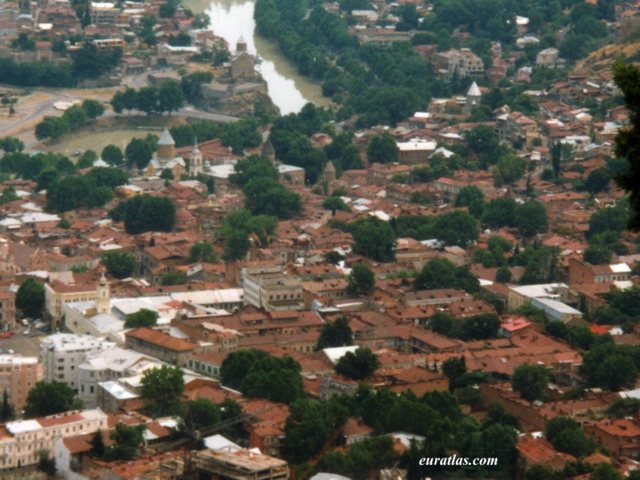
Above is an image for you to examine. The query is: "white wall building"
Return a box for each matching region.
[77,346,163,408]
[0,409,107,469]
[40,334,115,393]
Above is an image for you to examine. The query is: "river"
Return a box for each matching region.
[185,0,329,114]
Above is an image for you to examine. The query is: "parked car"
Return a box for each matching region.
[0,332,14,339]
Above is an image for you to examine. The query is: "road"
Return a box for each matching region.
[1,84,240,149]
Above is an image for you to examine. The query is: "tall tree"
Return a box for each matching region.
[0,390,14,421]
[25,381,82,418]
[367,132,399,164]
[512,364,548,401]
[141,366,184,417]
[316,316,353,350]
[15,278,45,319]
[613,61,640,230]
[352,217,396,262]
[334,347,379,380]
[347,262,375,296]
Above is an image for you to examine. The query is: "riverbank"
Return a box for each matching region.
[183,0,331,114]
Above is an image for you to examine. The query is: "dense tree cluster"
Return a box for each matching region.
[230,156,302,219]
[110,81,185,116]
[316,316,353,350]
[351,217,396,262]
[512,364,548,401]
[141,366,184,417]
[220,209,278,261]
[110,195,176,234]
[46,173,114,213]
[125,309,158,328]
[429,311,501,340]
[334,347,379,380]
[36,100,105,140]
[347,263,375,297]
[25,381,82,418]
[170,119,262,154]
[16,278,45,319]
[102,251,137,279]
[220,349,303,404]
[415,258,479,293]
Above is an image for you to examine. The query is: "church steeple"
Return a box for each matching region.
[189,137,203,177]
[96,272,110,315]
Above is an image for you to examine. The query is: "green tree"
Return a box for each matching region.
[580,343,638,391]
[158,80,185,114]
[141,366,185,417]
[189,241,216,263]
[82,99,105,119]
[465,125,504,168]
[25,381,82,418]
[590,463,623,480]
[101,145,124,166]
[89,429,106,458]
[125,138,153,170]
[160,271,188,285]
[102,251,136,279]
[482,198,517,228]
[352,217,396,262]
[37,451,56,477]
[220,349,303,404]
[180,398,221,432]
[455,185,485,218]
[16,278,45,319]
[496,266,512,283]
[493,153,526,186]
[334,347,379,380]
[347,262,375,297]
[367,132,399,164]
[512,364,548,401]
[322,196,349,214]
[116,195,176,234]
[0,390,15,421]
[433,210,479,247]
[316,316,353,350]
[583,245,612,265]
[414,258,480,293]
[223,230,249,262]
[284,399,345,464]
[613,61,640,230]
[104,423,146,461]
[544,416,595,457]
[125,309,158,328]
[586,167,611,194]
[514,201,548,237]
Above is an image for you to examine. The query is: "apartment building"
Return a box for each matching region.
[40,334,115,393]
[242,266,303,311]
[0,409,107,469]
[447,48,484,79]
[0,354,41,412]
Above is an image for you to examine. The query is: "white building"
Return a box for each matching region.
[40,334,115,393]
[77,346,163,408]
[0,409,107,469]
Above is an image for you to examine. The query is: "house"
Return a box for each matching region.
[568,259,632,285]
[585,419,640,460]
[125,328,200,366]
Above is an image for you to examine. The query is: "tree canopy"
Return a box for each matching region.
[141,366,185,417]
[316,316,354,350]
[25,381,82,418]
[347,262,375,297]
[352,217,396,262]
[16,278,45,319]
[220,349,303,404]
[334,347,379,380]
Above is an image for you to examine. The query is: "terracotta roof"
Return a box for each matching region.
[126,328,199,352]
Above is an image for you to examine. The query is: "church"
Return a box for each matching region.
[143,128,187,178]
